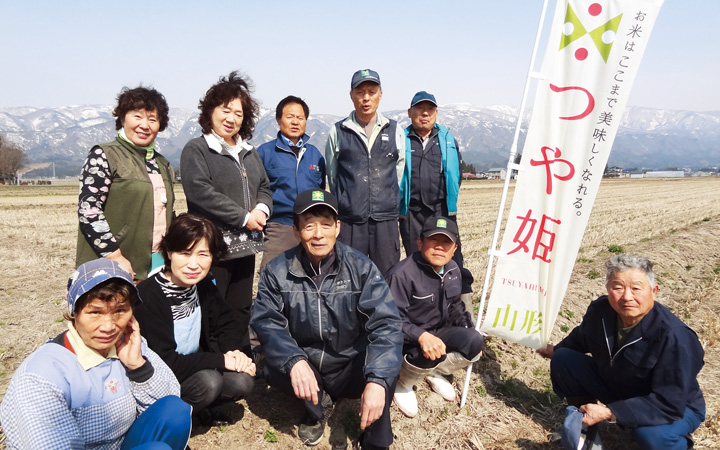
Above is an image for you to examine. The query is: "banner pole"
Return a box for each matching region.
[460,0,551,408]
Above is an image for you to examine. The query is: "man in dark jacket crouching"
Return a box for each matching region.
[250,189,403,450]
[538,254,705,449]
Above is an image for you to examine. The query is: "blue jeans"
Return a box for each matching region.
[120,395,192,450]
[551,348,704,450]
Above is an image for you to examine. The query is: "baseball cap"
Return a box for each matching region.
[410,91,438,108]
[421,216,459,243]
[351,69,381,89]
[293,189,339,215]
[66,258,139,314]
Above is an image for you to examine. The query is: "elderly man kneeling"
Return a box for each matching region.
[538,255,705,450]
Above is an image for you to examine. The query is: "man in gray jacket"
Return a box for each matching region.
[250,189,403,449]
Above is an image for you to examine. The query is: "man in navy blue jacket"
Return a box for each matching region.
[257,96,325,271]
[538,255,705,449]
[251,189,402,449]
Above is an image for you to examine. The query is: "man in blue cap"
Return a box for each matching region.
[399,91,474,307]
[325,69,405,275]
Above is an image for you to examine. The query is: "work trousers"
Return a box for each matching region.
[404,326,484,369]
[120,395,192,450]
[264,352,397,448]
[551,347,705,450]
[338,218,400,275]
[180,368,254,412]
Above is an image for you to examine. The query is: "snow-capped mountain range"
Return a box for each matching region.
[1,104,718,177]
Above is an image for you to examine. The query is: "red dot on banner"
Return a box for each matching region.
[575,48,589,60]
[589,3,602,16]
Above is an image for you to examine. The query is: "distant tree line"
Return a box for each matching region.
[0,134,27,184]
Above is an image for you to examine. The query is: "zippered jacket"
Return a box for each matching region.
[250,242,403,388]
[555,296,705,428]
[399,124,461,217]
[181,135,272,231]
[385,252,471,344]
[257,133,325,226]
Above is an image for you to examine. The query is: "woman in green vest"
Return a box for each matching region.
[76,86,175,282]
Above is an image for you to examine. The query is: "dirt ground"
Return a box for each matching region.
[0,178,718,449]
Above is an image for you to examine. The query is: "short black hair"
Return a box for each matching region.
[159,213,228,268]
[113,86,169,132]
[275,95,309,120]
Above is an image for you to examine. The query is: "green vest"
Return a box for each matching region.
[75,138,175,280]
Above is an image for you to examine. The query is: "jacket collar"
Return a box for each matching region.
[412,251,456,279]
[342,110,389,133]
[275,132,311,152]
[203,132,253,155]
[288,243,346,280]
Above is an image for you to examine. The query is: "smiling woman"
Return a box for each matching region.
[75,86,175,282]
[180,71,272,352]
[135,213,256,427]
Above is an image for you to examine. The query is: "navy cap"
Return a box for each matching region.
[410,91,438,108]
[421,216,459,243]
[351,69,381,89]
[66,258,139,314]
[293,189,339,215]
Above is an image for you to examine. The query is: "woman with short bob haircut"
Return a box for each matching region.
[180,71,272,352]
[136,213,256,426]
[0,259,190,449]
[76,86,175,282]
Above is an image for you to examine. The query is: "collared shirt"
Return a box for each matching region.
[66,323,118,371]
[280,133,304,149]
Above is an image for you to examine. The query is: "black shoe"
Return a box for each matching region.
[298,392,334,446]
[197,407,230,427]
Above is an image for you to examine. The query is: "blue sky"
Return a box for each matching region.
[1,0,718,114]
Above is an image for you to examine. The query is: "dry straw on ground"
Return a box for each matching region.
[0,177,719,449]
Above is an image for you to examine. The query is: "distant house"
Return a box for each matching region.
[645,171,684,178]
[462,172,477,180]
[487,168,507,180]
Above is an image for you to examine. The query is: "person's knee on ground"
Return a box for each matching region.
[219,370,255,402]
[121,395,191,450]
[180,369,224,412]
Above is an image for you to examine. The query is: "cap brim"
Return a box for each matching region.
[295,202,338,216]
[423,230,458,243]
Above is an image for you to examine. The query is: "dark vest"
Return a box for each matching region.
[76,138,175,280]
[334,119,400,222]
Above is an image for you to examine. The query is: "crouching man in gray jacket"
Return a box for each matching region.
[250,189,403,450]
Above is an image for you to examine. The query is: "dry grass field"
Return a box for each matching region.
[0,177,719,449]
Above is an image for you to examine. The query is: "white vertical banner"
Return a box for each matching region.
[480,0,664,348]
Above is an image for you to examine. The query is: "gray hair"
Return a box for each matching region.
[605,254,656,288]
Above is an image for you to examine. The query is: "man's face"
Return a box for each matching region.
[606,268,658,327]
[416,233,457,271]
[293,209,340,266]
[350,82,382,121]
[408,101,438,138]
[277,102,306,144]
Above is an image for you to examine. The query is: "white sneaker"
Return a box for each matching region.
[393,383,418,417]
[426,372,456,401]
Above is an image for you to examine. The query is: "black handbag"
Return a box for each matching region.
[216,224,265,260]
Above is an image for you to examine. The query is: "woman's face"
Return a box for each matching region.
[74,297,133,357]
[122,109,160,147]
[167,238,212,288]
[211,98,243,145]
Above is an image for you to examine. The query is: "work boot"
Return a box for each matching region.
[393,356,433,418]
[425,352,480,401]
[298,391,334,446]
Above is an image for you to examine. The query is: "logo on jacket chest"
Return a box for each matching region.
[308,164,321,172]
[104,379,120,394]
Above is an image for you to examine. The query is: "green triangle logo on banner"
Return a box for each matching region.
[559,3,587,50]
[588,13,623,62]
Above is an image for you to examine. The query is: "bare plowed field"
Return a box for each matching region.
[1,177,719,449]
